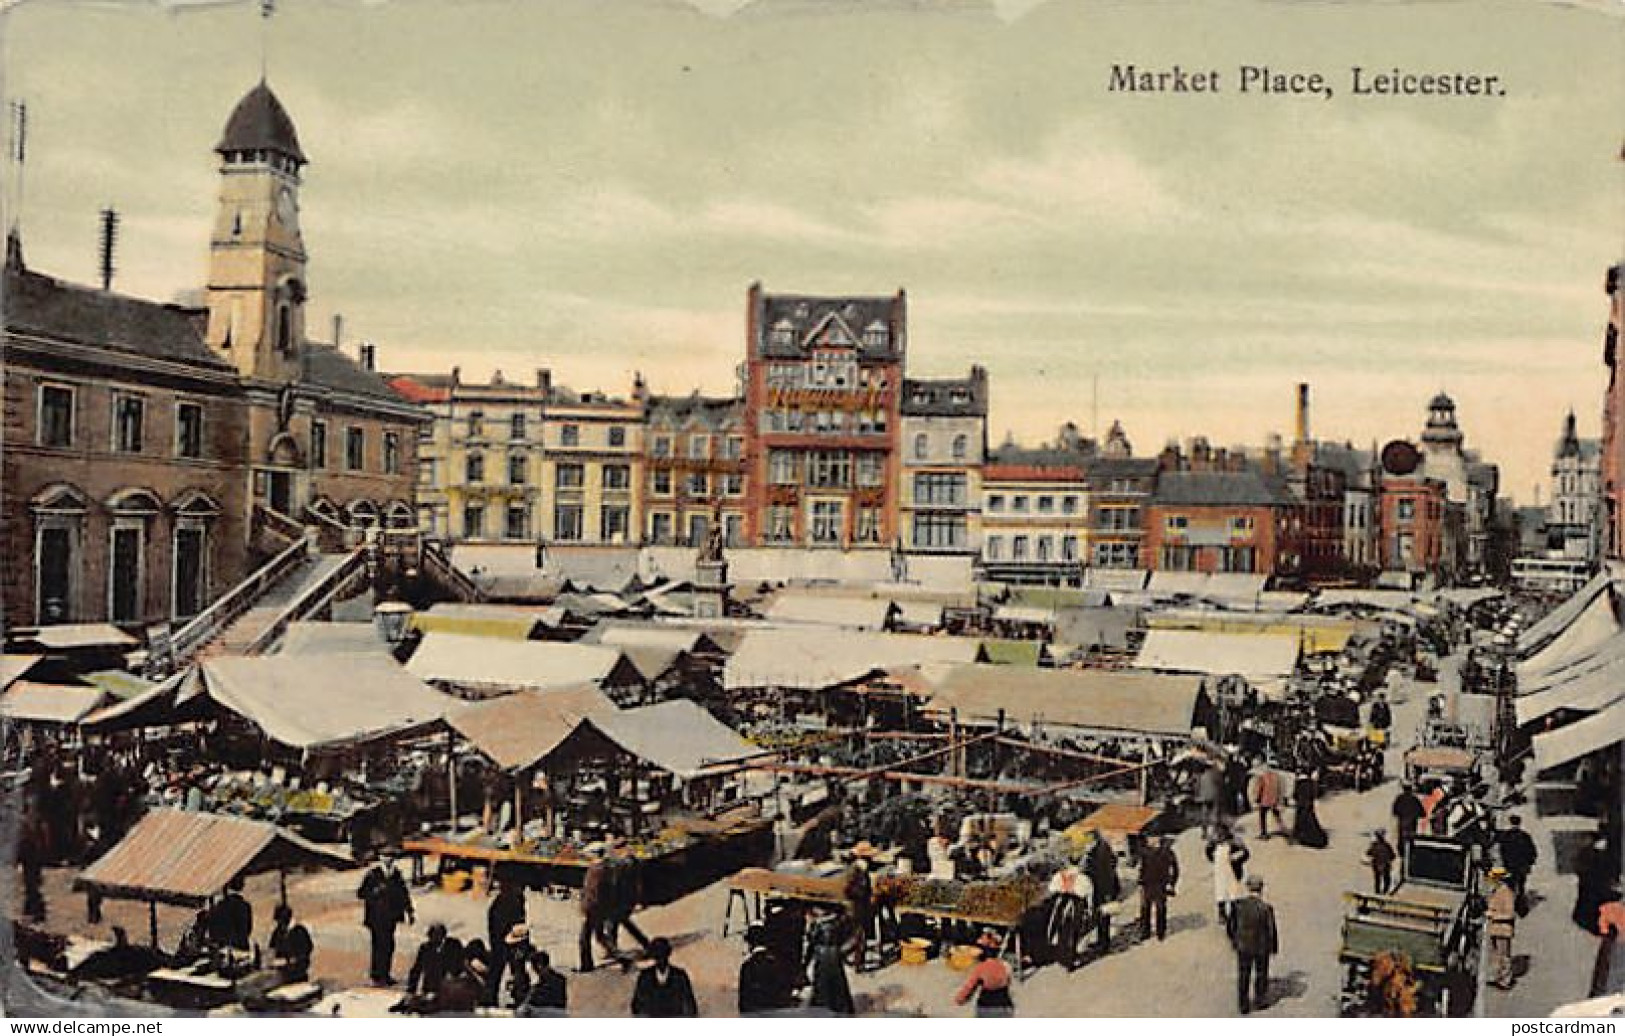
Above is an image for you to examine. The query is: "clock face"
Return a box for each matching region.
[276,186,297,224]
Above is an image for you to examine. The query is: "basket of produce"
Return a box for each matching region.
[900,938,931,966]
[947,944,981,971]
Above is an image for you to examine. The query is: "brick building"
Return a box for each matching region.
[980,446,1090,585]
[1378,475,1448,574]
[1144,469,1302,576]
[742,285,904,548]
[0,81,424,630]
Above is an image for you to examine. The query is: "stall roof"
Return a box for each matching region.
[893,600,945,629]
[724,628,981,691]
[411,604,545,641]
[0,655,43,690]
[1146,571,1210,597]
[202,655,459,750]
[1532,697,1625,773]
[992,605,1057,626]
[591,624,719,655]
[918,663,1202,736]
[0,681,106,724]
[1202,573,1269,603]
[1433,587,1504,609]
[1313,589,1419,611]
[447,685,613,771]
[9,625,139,652]
[979,639,1047,666]
[1516,659,1625,727]
[1085,568,1149,592]
[583,699,757,778]
[1519,589,1620,681]
[1518,631,1625,695]
[75,809,350,907]
[1518,571,1613,658]
[1133,629,1300,678]
[620,645,685,683]
[276,622,388,657]
[1053,606,1138,652]
[1146,612,1355,655]
[79,670,195,733]
[763,593,896,631]
[407,632,624,692]
[81,669,156,700]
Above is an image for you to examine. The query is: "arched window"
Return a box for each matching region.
[276,303,292,353]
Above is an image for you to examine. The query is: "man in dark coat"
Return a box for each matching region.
[1368,693,1393,734]
[1229,874,1279,1014]
[1391,785,1424,858]
[1495,814,1538,899]
[406,923,450,996]
[268,903,314,982]
[738,924,799,1014]
[1138,835,1179,942]
[578,855,615,972]
[359,857,414,984]
[606,841,653,957]
[1085,835,1121,952]
[631,937,698,1017]
[1365,831,1397,895]
[211,878,254,951]
[486,881,527,1004]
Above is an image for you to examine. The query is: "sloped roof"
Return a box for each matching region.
[202,655,458,750]
[447,685,614,771]
[276,621,389,657]
[1134,629,1300,678]
[1518,587,1620,681]
[0,655,43,690]
[590,624,719,655]
[217,80,306,162]
[764,593,896,631]
[586,699,756,778]
[0,682,106,724]
[5,266,226,369]
[646,394,744,428]
[406,632,624,692]
[411,604,544,641]
[901,371,988,418]
[1515,653,1625,727]
[1153,470,1292,507]
[76,809,346,907]
[1532,697,1625,773]
[756,291,903,360]
[917,663,1201,736]
[724,628,980,690]
[303,343,407,402]
[1518,572,1614,657]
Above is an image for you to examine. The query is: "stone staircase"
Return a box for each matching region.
[196,551,356,659]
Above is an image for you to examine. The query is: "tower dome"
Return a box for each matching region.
[216,81,306,165]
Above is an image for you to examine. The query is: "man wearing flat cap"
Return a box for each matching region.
[1228,873,1278,1014]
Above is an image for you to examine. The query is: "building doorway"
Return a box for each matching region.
[110,526,143,624]
[268,471,293,515]
[174,526,207,619]
[37,526,73,624]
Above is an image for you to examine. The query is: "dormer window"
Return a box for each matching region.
[863,321,888,348]
[770,319,796,348]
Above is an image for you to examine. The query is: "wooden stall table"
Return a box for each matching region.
[146,964,237,1010]
[724,866,846,936]
[892,903,1029,980]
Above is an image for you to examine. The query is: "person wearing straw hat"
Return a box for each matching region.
[954,930,1015,1017]
[1486,866,1518,990]
[1228,874,1278,1014]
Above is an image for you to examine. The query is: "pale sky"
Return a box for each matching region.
[4,0,1622,501]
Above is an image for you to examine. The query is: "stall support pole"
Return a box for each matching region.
[148,901,159,949]
[1139,738,1151,806]
[447,729,459,830]
[513,783,523,849]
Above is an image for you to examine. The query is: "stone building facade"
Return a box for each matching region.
[644,394,747,548]
[0,81,424,630]
[899,369,987,557]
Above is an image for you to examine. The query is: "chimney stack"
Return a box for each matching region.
[1295,383,1312,445]
[536,368,552,394]
[359,341,376,372]
[97,207,118,291]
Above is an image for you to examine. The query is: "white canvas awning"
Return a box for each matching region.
[992,605,1056,626]
[447,685,614,772]
[0,681,106,724]
[1147,571,1210,597]
[277,622,388,656]
[1519,588,1620,681]
[764,593,896,631]
[1084,568,1149,591]
[918,663,1201,737]
[1516,659,1625,727]
[1203,573,1268,604]
[0,655,44,691]
[1532,698,1625,772]
[407,632,624,693]
[1133,629,1300,683]
[1518,571,1613,657]
[564,699,757,778]
[201,655,459,750]
[724,628,981,691]
[893,600,945,629]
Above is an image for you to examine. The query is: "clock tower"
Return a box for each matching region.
[205,80,309,383]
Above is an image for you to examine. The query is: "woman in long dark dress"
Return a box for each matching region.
[1292,770,1329,849]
